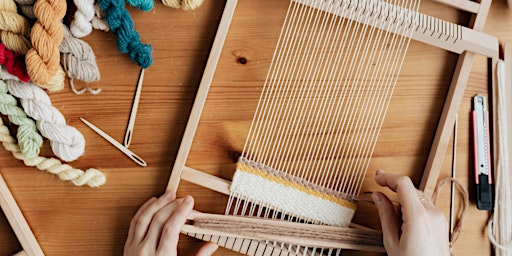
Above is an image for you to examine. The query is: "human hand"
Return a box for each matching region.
[124,191,218,256]
[372,169,450,256]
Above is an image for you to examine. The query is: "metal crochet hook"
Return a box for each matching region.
[124,68,145,148]
[80,117,147,167]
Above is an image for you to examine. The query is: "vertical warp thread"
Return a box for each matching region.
[0,78,43,158]
[60,25,100,83]
[0,0,32,54]
[0,117,106,187]
[25,0,66,87]
[13,0,37,19]
[1,68,86,162]
[98,0,153,68]
[70,0,95,38]
[161,0,204,10]
[0,43,30,82]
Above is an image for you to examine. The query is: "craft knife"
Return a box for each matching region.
[472,95,493,210]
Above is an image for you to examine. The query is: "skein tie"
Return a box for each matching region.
[0,78,43,158]
[0,0,32,54]
[25,0,66,87]
[2,68,86,162]
[70,0,95,38]
[0,117,106,187]
[98,0,153,68]
[0,43,30,82]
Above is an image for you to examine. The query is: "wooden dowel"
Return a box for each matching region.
[428,0,480,14]
[0,174,44,256]
[12,251,27,256]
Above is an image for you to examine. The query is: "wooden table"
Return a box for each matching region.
[1,0,511,255]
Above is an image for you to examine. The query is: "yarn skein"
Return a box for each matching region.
[13,0,36,19]
[60,26,100,83]
[25,0,66,87]
[1,68,86,162]
[0,78,43,158]
[0,117,106,187]
[161,0,204,10]
[91,3,109,31]
[98,0,153,68]
[0,43,30,82]
[0,0,32,54]
[125,0,154,12]
[70,0,95,38]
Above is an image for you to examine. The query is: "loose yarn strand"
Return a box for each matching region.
[0,117,106,187]
[1,68,86,162]
[25,0,66,87]
[0,0,32,54]
[0,78,43,158]
[98,0,153,68]
[70,0,95,38]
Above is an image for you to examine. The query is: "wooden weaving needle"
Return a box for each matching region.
[124,68,145,148]
[80,117,147,167]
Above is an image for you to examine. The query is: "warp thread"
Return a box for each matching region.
[98,0,153,68]
[91,3,109,32]
[25,0,66,87]
[161,0,204,10]
[70,0,95,38]
[0,116,106,187]
[14,0,36,19]
[0,78,43,158]
[0,0,32,54]
[1,68,86,162]
[60,25,101,94]
[0,43,30,82]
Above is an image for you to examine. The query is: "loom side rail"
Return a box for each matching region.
[0,174,44,256]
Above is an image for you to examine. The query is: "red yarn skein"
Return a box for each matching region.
[0,44,30,82]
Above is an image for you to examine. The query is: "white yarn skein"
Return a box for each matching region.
[1,69,85,162]
[70,0,95,38]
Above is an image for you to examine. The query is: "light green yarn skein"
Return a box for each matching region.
[0,79,43,158]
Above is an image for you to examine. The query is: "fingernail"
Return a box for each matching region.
[375,169,384,176]
[184,195,193,205]
[372,192,382,204]
[163,190,174,200]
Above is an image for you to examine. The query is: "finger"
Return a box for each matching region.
[374,170,424,218]
[372,192,400,249]
[196,242,219,256]
[143,198,186,250]
[131,191,176,244]
[156,196,194,255]
[126,197,157,246]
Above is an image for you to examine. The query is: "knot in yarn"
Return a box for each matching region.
[0,78,43,158]
[0,0,32,54]
[0,43,30,82]
[161,0,204,10]
[25,0,66,86]
[60,26,100,82]
[99,0,153,68]
[70,0,95,38]
[4,76,86,162]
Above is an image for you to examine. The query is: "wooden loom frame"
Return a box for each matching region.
[0,174,44,256]
[167,0,499,253]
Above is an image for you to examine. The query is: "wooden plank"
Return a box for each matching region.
[0,175,44,256]
[167,0,239,192]
[428,0,480,13]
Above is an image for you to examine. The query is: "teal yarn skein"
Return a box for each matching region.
[126,0,154,11]
[98,0,152,68]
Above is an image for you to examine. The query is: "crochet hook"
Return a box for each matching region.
[80,117,147,167]
[124,68,144,148]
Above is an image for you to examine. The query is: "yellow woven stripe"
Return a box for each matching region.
[236,162,357,210]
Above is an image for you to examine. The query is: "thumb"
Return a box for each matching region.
[196,242,218,256]
[372,192,400,248]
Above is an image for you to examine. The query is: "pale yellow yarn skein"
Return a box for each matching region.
[0,0,31,54]
[25,0,66,87]
[161,0,204,10]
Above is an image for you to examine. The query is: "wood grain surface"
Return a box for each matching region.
[1,0,511,255]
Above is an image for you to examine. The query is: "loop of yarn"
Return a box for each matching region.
[125,0,154,12]
[91,3,109,31]
[25,0,66,87]
[0,117,106,187]
[98,0,153,68]
[14,0,37,19]
[0,43,30,82]
[0,78,43,158]
[60,26,100,83]
[0,0,32,54]
[161,0,204,10]
[70,0,95,38]
[1,69,86,162]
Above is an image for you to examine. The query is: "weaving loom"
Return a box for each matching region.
[167,0,499,255]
